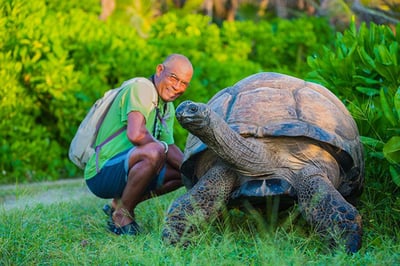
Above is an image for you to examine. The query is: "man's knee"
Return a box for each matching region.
[133,142,165,164]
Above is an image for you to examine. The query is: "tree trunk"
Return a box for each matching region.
[99,0,116,21]
[274,0,288,18]
[352,0,400,26]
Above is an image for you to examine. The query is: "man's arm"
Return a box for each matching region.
[126,111,156,145]
[166,144,184,170]
[127,111,169,154]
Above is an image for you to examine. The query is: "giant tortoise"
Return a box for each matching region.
[163,72,364,253]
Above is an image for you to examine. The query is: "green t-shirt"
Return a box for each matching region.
[84,77,175,180]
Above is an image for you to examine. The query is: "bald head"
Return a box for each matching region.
[162,54,193,74]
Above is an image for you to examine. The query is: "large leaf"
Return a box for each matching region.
[356,86,379,96]
[375,62,398,84]
[389,165,400,187]
[360,136,385,149]
[389,42,398,66]
[380,87,397,126]
[395,87,400,121]
[383,136,400,164]
[375,44,395,66]
[357,46,376,69]
[353,75,381,85]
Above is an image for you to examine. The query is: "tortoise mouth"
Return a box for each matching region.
[176,101,210,130]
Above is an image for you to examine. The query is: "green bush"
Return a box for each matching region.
[0,0,158,182]
[307,21,400,187]
[244,16,334,76]
[0,0,84,181]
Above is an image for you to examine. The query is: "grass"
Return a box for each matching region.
[0,179,399,265]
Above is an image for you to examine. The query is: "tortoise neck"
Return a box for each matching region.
[193,109,272,176]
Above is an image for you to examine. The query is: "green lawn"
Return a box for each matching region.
[0,179,399,265]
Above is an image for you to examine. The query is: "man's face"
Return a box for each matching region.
[155,63,192,102]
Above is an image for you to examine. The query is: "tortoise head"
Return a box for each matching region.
[176,101,211,132]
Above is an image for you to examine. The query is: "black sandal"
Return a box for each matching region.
[108,220,141,236]
[102,204,115,226]
[102,204,114,217]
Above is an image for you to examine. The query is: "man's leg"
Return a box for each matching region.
[112,142,166,227]
[139,165,183,202]
[137,143,184,202]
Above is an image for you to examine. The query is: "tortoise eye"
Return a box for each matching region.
[188,104,198,113]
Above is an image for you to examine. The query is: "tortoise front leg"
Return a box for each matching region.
[162,162,237,246]
[294,168,362,253]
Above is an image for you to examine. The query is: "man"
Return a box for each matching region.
[84,54,194,235]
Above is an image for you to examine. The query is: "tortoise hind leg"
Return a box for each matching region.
[294,167,362,253]
[162,162,237,246]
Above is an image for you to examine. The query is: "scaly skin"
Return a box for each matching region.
[294,167,362,253]
[165,100,362,253]
[162,161,237,245]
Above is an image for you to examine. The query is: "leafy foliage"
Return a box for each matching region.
[307,20,400,187]
[0,0,84,181]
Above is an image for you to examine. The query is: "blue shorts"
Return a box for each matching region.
[86,147,166,199]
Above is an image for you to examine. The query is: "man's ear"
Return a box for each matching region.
[156,64,164,76]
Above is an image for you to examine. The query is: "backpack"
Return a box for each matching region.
[68,77,154,169]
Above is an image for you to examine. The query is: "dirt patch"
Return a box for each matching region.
[0,178,95,211]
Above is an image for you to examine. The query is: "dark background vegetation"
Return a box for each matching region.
[1,0,399,227]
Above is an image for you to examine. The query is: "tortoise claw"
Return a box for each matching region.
[338,218,362,253]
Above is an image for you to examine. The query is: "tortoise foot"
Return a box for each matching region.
[162,193,197,246]
[297,173,363,253]
[337,217,362,253]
